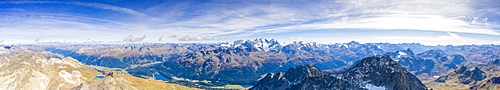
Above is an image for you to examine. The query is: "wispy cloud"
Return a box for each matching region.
[0,0,499,44]
[144,0,500,38]
[0,1,149,16]
[178,35,213,41]
[337,32,491,46]
[250,0,499,35]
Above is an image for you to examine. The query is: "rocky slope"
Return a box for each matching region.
[72,71,200,90]
[425,59,500,90]
[0,50,101,90]
[0,48,198,90]
[251,55,427,90]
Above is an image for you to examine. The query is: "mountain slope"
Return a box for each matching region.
[0,50,101,90]
[251,55,427,90]
[426,59,500,90]
[0,49,199,90]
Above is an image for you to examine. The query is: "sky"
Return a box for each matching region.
[1,0,499,45]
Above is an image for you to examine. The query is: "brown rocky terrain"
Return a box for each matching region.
[0,47,199,90]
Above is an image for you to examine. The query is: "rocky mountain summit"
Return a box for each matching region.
[251,55,427,90]
[251,64,326,90]
[220,38,281,52]
[0,50,101,90]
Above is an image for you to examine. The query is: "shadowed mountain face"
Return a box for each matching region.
[250,64,326,90]
[426,59,500,90]
[251,55,427,90]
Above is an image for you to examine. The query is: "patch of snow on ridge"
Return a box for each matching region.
[365,84,386,90]
[398,51,407,56]
[58,70,81,84]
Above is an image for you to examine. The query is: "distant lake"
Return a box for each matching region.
[153,74,173,81]
[241,85,253,88]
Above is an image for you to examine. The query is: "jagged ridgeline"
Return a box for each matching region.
[251,55,427,90]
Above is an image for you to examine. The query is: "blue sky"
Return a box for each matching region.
[1,0,499,45]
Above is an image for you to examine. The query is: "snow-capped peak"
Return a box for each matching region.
[219,38,281,51]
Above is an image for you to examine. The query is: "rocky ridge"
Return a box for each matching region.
[251,55,427,90]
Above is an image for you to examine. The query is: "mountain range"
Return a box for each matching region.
[127,39,348,85]
[38,38,500,86]
[4,38,500,89]
[44,44,206,68]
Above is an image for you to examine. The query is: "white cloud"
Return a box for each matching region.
[178,35,213,41]
[123,35,146,42]
[439,32,462,39]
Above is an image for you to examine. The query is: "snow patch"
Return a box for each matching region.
[398,51,407,55]
[58,70,82,84]
[365,84,386,90]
